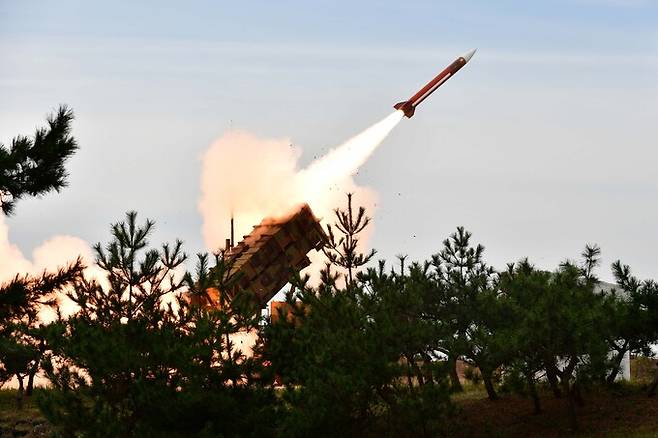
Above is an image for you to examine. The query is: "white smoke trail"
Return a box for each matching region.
[299,111,403,189]
[296,110,404,218]
[199,111,404,251]
[1,109,403,305]
[0,109,404,378]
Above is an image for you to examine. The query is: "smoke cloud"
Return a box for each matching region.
[0,216,97,320]
[0,217,93,284]
[1,109,403,318]
[199,111,403,253]
[0,110,403,380]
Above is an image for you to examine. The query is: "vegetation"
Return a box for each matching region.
[1,110,657,435]
[497,252,612,427]
[38,212,277,436]
[0,261,83,407]
[0,105,78,216]
[452,382,658,437]
[322,192,376,286]
[0,106,82,411]
[263,197,453,436]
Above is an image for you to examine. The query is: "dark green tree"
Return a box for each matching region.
[39,212,278,436]
[497,259,555,414]
[323,193,376,286]
[427,227,502,399]
[497,247,611,430]
[605,261,658,384]
[359,257,443,391]
[0,105,78,215]
[264,265,452,437]
[0,105,80,408]
[0,260,83,408]
[263,199,452,437]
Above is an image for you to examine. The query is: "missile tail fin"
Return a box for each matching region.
[394,101,415,118]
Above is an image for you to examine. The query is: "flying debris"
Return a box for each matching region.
[394,49,476,118]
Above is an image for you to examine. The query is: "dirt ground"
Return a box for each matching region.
[450,384,658,437]
[0,391,52,438]
[2,385,658,437]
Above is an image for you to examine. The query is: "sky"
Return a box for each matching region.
[1,0,658,282]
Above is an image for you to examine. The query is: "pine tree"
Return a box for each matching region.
[606,260,658,385]
[429,227,499,396]
[40,212,278,436]
[0,105,78,215]
[0,105,80,407]
[0,260,83,408]
[39,212,189,434]
[498,249,610,430]
[323,193,376,286]
[263,199,453,436]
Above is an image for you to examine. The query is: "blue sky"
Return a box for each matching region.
[1,0,657,280]
[2,1,656,50]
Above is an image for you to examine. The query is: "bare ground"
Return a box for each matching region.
[450,384,658,437]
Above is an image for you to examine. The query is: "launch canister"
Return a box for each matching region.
[394,49,476,118]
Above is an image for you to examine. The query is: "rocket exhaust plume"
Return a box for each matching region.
[297,111,403,200]
[199,111,404,256]
[201,48,478,250]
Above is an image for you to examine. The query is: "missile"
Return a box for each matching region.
[394,49,476,118]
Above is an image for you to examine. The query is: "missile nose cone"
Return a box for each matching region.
[461,48,477,63]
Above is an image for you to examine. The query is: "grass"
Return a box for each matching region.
[3,384,658,436]
[450,383,489,403]
[0,389,52,437]
[449,382,658,437]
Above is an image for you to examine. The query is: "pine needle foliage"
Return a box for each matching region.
[38,212,277,436]
[0,259,84,407]
[323,193,376,286]
[0,105,78,215]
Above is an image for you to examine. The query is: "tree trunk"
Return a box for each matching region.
[481,367,498,401]
[420,352,432,384]
[606,346,627,384]
[559,358,580,430]
[409,355,425,387]
[26,369,36,396]
[607,364,621,384]
[546,367,562,398]
[563,379,579,431]
[573,381,584,407]
[420,352,435,385]
[27,339,46,396]
[15,375,25,410]
[448,354,463,392]
[525,371,541,414]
